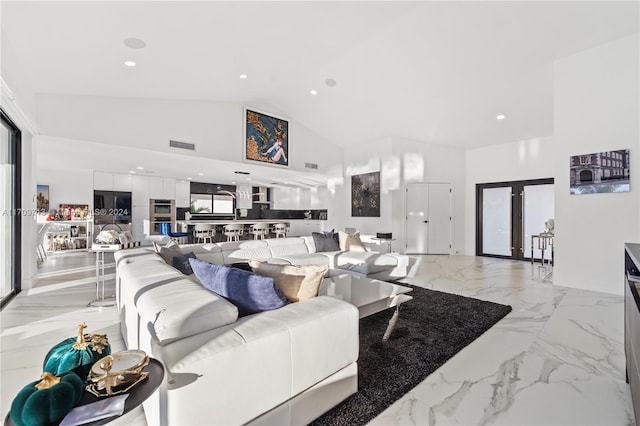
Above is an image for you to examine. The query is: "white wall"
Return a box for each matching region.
[36,168,94,210]
[466,34,640,296]
[342,137,393,236]
[393,137,466,254]
[341,136,466,253]
[465,136,558,255]
[1,38,39,290]
[35,95,344,177]
[553,34,639,295]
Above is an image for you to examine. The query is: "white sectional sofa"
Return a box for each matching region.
[115,237,410,425]
[190,236,411,281]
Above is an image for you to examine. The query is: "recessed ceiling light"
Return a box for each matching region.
[124,38,146,49]
[247,178,251,181]
[187,177,193,180]
[198,172,204,176]
[325,78,337,87]
[239,74,248,79]
[310,89,318,96]
[496,114,505,120]
[124,60,136,67]
[136,166,144,170]
[231,181,236,184]
[129,170,136,174]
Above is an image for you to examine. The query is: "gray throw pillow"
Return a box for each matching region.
[154,240,182,265]
[173,252,197,275]
[312,231,340,252]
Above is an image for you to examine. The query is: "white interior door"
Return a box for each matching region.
[427,184,452,254]
[406,183,452,254]
[406,183,428,254]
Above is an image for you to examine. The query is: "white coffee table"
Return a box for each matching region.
[319,273,413,341]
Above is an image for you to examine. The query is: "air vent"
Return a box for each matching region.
[169,140,195,150]
[305,162,318,170]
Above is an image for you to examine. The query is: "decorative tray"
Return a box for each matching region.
[86,350,149,397]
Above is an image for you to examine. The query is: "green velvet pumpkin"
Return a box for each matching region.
[43,323,111,377]
[10,371,83,426]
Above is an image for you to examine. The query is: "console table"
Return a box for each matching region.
[624,242,640,425]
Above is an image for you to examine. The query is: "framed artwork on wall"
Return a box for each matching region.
[36,184,49,212]
[569,149,630,194]
[351,171,380,217]
[244,107,289,167]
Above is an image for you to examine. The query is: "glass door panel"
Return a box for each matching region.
[1,123,11,302]
[523,184,555,259]
[481,187,512,256]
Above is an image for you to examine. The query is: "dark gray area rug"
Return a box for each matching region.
[309,285,512,426]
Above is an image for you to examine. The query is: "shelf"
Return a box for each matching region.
[42,219,93,253]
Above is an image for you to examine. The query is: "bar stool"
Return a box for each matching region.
[223,223,244,242]
[193,224,215,244]
[273,223,289,238]
[249,223,270,240]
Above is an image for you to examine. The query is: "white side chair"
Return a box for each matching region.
[194,224,215,244]
[223,223,244,242]
[249,223,270,240]
[273,223,289,238]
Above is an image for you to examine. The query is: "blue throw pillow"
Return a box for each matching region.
[189,258,288,317]
[173,252,197,275]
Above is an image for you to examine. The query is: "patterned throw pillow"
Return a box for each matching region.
[248,261,328,303]
[189,258,288,317]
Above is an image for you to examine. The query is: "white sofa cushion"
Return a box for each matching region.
[334,251,401,275]
[153,296,358,426]
[266,237,310,257]
[276,253,330,266]
[218,240,273,263]
[181,243,225,265]
[136,278,239,346]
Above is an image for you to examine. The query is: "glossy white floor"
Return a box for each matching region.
[0,252,634,425]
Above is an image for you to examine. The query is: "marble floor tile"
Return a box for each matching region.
[1,253,635,425]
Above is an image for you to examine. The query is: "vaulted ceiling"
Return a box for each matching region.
[3,1,638,152]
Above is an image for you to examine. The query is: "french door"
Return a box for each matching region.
[476,178,554,261]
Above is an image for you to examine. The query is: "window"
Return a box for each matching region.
[580,155,590,165]
[213,195,234,214]
[191,193,234,214]
[190,193,212,213]
[1,110,21,307]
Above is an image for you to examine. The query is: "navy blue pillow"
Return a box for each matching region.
[312,231,340,252]
[173,252,197,275]
[189,258,288,317]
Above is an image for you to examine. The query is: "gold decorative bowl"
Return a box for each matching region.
[86,349,149,397]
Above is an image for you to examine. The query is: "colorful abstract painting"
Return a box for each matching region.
[245,108,289,167]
